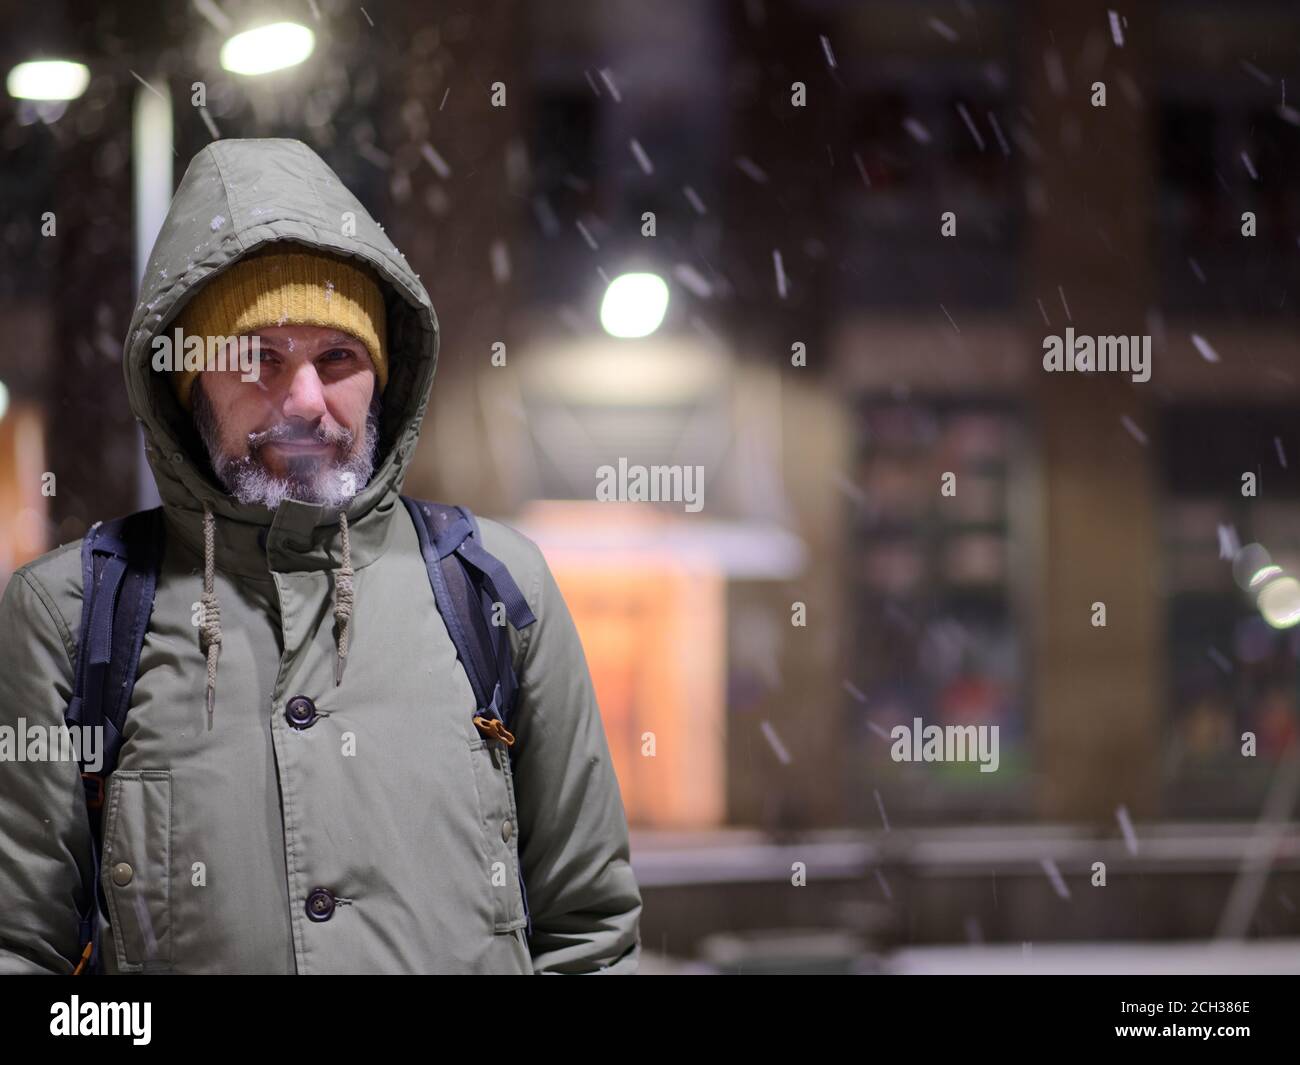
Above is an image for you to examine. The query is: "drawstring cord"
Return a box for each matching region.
[200,501,222,729]
[198,504,355,723]
[334,509,353,686]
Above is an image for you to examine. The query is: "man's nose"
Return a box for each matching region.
[281,362,328,422]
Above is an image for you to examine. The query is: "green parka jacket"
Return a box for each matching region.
[0,138,641,974]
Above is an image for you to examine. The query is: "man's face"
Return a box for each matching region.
[190,324,383,510]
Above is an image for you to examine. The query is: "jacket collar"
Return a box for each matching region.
[162,490,403,579]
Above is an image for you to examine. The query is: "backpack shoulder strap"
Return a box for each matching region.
[401,496,539,938]
[67,507,165,782]
[401,496,537,742]
[65,506,165,973]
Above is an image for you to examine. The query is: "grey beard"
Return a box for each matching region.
[191,381,383,511]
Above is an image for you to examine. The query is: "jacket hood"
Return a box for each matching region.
[127,137,438,526]
[123,138,440,714]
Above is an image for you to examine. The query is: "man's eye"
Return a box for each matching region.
[322,349,354,362]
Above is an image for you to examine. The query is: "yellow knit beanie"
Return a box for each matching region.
[169,246,388,412]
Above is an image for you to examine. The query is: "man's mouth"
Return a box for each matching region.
[264,440,337,457]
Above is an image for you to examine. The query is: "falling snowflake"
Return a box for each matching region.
[955,102,985,151]
[1207,646,1233,674]
[1190,333,1221,363]
[759,720,791,765]
[928,17,958,43]
[903,117,932,144]
[629,139,654,175]
[735,156,769,184]
[1040,858,1072,900]
[597,68,621,102]
[1217,523,1241,560]
[574,219,598,251]
[874,869,893,901]
[819,34,837,70]
[1115,805,1139,855]
[1120,415,1148,446]
[489,240,511,284]
[1108,10,1125,48]
[420,142,451,179]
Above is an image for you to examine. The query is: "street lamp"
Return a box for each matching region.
[220,22,315,77]
[600,271,670,339]
[5,59,89,101]
[1234,543,1300,629]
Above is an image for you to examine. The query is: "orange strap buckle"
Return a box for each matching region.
[473,716,516,747]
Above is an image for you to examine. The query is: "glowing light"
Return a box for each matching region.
[1258,576,1300,629]
[6,60,89,101]
[220,23,315,76]
[1233,543,1272,590]
[600,272,669,338]
[1249,565,1283,589]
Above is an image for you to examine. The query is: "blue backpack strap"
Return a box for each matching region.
[65,507,164,974]
[401,495,538,935]
[401,497,537,734]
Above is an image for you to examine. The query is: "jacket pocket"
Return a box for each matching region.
[466,736,527,933]
[100,770,173,971]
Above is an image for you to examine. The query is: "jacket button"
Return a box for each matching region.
[286,695,318,729]
[111,862,134,886]
[305,887,336,922]
[501,819,513,842]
